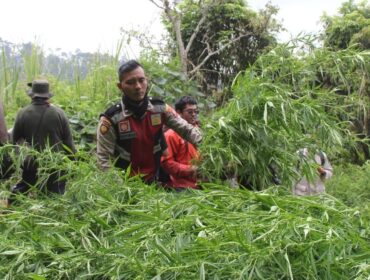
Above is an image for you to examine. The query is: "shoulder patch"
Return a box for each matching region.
[149,97,165,105]
[99,116,112,135]
[318,150,326,166]
[165,104,178,115]
[104,102,122,118]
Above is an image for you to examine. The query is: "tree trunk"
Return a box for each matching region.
[173,18,188,78]
[163,0,188,79]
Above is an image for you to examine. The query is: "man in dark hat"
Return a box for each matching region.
[6,79,76,206]
[97,60,202,183]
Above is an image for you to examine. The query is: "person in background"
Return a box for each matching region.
[97,60,202,184]
[0,101,13,180]
[293,148,333,196]
[0,101,7,145]
[161,96,200,190]
[7,79,76,205]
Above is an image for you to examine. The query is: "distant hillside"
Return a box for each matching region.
[0,38,119,81]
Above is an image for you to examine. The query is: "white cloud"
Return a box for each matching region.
[0,0,348,54]
[0,0,162,54]
[249,0,345,41]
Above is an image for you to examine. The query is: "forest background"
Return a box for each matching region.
[0,0,369,279]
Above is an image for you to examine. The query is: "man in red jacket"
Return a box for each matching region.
[97,61,202,183]
[161,96,200,190]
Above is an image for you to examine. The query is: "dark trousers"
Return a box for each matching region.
[0,152,14,180]
[9,156,66,204]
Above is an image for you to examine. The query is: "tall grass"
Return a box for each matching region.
[0,39,369,279]
[327,162,370,208]
[198,42,370,189]
[0,46,21,107]
[22,44,44,83]
[0,42,125,150]
[0,149,369,279]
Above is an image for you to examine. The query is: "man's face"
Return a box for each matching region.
[117,67,148,102]
[179,104,198,125]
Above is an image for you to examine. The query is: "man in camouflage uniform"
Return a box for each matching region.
[293,148,333,196]
[8,79,76,205]
[97,60,202,183]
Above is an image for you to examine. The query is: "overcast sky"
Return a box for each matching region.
[0,0,348,57]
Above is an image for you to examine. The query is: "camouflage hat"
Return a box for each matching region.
[27,79,53,98]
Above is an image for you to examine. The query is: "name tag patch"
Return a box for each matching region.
[119,132,137,140]
[119,120,131,133]
[150,113,162,126]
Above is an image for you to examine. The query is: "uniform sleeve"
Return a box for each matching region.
[96,116,117,171]
[163,105,202,146]
[321,152,333,179]
[161,131,196,178]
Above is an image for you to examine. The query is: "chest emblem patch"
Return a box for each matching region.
[150,113,162,126]
[119,120,131,133]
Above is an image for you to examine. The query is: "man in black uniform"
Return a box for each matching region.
[8,79,76,205]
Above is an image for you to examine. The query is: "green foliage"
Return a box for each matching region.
[197,36,370,187]
[308,46,370,164]
[1,25,370,280]
[198,41,359,189]
[164,0,281,95]
[255,41,370,142]
[0,43,211,151]
[321,0,370,50]
[141,57,204,105]
[199,79,339,189]
[0,149,369,279]
[327,162,370,207]
[0,45,21,107]
[22,44,44,82]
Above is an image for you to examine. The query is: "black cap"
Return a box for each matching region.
[27,79,53,98]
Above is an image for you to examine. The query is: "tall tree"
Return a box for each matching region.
[150,0,281,95]
[321,0,370,50]
[320,0,370,162]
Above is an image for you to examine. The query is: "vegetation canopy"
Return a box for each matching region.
[0,0,369,279]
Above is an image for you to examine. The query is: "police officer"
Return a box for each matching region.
[97,60,202,183]
[8,79,76,205]
[293,148,333,196]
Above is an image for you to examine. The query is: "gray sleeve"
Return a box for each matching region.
[96,116,117,170]
[321,152,333,179]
